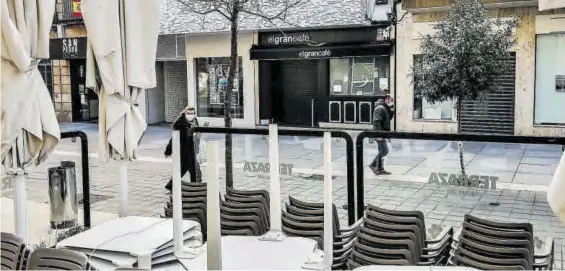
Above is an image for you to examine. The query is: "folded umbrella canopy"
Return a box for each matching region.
[538,1,565,225]
[1,0,59,241]
[81,0,163,216]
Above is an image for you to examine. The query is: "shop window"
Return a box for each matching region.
[329,56,389,96]
[412,55,454,120]
[38,60,54,100]
[195,57,244,118]
[535,34,565,125]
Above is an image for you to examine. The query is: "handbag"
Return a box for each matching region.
[197,140,207,164]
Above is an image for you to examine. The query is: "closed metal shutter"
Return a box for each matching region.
[156,34,186,60]
[460,53,516,135]
[280,60,319,126]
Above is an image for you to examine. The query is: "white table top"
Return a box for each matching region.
[56,217,318,270]
[57,216,199,255]
[179,235,318,270]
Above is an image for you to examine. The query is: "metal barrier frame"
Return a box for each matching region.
[355,131,565,220]
[60,131,91,228]
[184,126,357,225]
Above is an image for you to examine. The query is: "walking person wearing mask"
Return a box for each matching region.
[164,106,202,191]
[369,94,395,175]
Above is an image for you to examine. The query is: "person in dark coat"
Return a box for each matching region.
[369,94,395,175]
[164,107,202,191]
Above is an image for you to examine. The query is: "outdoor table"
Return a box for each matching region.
[55,216,318,270]
[354,266,478,270]
[178,235,319,270]
[56,216,200,269]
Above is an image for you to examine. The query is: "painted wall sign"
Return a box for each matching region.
[50,37,87,59]
[243,161,294,179]
[428,172,498,190]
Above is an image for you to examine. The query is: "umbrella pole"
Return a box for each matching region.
[206,141,222,270]
[302,132,333,270]
[322,132,333,268]
[548,150,565,224]
[173,130,204,259]
[259,124,284,241]
[117,160,128,217]
[13,172,27,242]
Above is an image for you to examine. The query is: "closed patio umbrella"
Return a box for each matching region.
[81,0,163,217]
[548,151,565,224]
[538,0,565,225]
[1,0,60,241]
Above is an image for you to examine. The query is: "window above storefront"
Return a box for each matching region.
[329,56,390,96]
[195,57,244,119]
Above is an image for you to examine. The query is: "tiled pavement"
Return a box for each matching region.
[2,123,564,268]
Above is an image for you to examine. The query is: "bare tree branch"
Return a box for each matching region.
[176,0,232,20]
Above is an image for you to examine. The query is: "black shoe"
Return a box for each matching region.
[369,165,379,175]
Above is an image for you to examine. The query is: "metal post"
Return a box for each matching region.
[311,99,315,127]
[61,131,91,228]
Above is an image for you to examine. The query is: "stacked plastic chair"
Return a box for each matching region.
[1,232,29,270]
[26,248,89,270]
[347,204,453,269]
[282,196,362,270]
[220,187,270,236]
[163,183,270,239]
[163,182,208,239]
[449,214,554,270]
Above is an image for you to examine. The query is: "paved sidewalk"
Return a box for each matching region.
[2,123,564,268]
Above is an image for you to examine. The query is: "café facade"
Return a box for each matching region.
[162,0,395,128]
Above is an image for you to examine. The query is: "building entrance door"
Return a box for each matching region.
[276,60,319,126]
[70,60,95,122]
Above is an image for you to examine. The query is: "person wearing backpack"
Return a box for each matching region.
[369,94,395,175]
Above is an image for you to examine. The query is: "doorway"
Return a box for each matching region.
[272,60,319,126]
[70,60,97,122]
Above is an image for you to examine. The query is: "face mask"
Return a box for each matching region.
[387,101,394,107]
[185,114,195,121]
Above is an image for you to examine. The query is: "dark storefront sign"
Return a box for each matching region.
[256,27,392,127]
[251,43,390,60]
[50,38,87,59]
[259,27,385,46]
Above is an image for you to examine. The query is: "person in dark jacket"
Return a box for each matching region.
[164,106,202,191]
[369,95,395,175]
